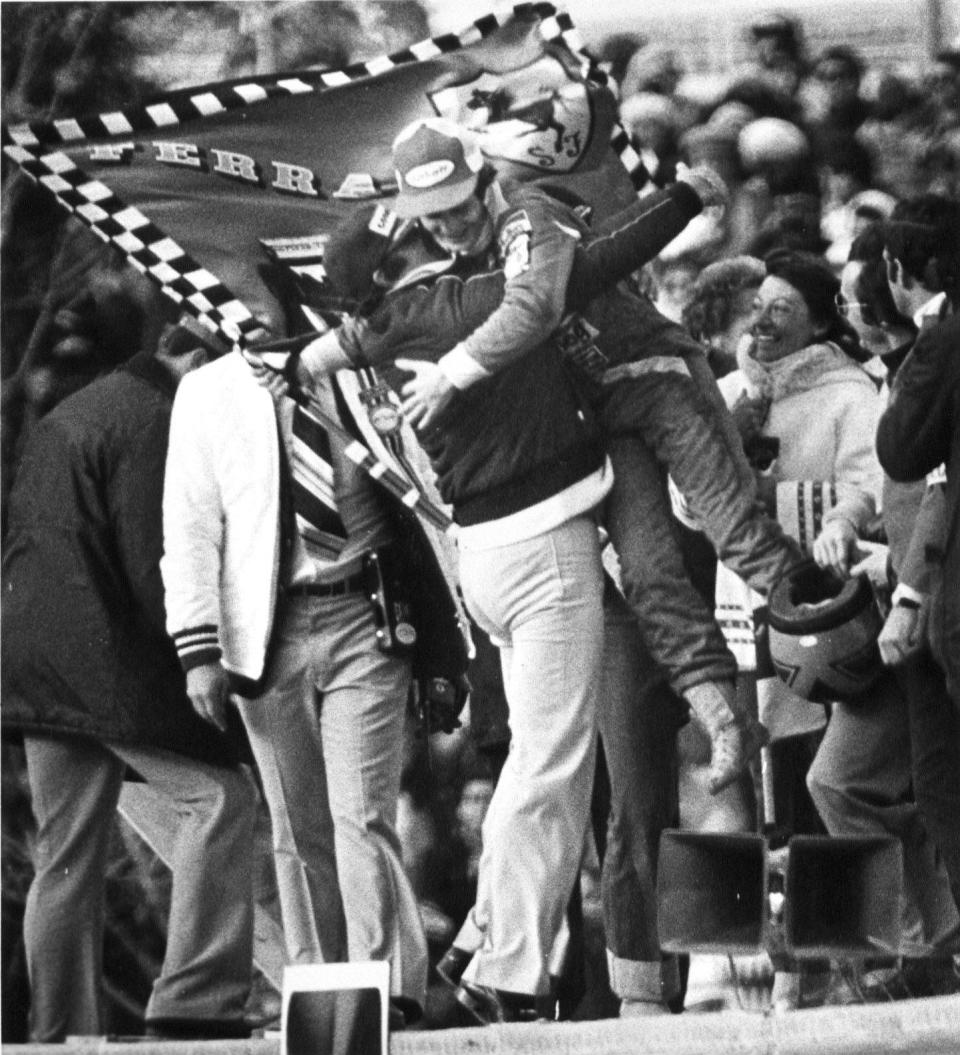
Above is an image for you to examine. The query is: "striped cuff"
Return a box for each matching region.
[171,624,222,672]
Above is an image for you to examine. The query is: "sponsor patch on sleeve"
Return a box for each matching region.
[499,211,532,279]
[554,313,608,383]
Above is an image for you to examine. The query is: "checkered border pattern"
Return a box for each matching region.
[3,4,578,149]
[2,140,260,346]
[2,3,652,347]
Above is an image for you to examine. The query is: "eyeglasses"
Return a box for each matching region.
[835,293,879,327]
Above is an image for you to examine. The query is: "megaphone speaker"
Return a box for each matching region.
[784,835,902,959]
[658,830,767,954]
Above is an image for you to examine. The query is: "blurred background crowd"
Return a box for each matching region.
[3,0,960,1038]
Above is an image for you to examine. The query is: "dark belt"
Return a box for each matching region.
[285,571,367,599]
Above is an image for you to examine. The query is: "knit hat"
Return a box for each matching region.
[763,248,840,325]
[391,118,484,218]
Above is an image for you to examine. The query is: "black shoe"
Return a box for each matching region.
[455,980,543,1026]
[144,1018,251,1041]
[855,968,918,1002]
[388,997,423,1031]
[436,945,472,990]
[901,956,960,997]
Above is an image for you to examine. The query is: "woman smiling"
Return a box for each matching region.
[720,249,882,576]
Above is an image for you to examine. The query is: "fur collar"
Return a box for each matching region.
[737,340,874,403]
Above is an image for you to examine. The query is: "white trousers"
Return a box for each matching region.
[457,515,604,995]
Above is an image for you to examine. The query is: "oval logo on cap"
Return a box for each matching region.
[404,159,456,188]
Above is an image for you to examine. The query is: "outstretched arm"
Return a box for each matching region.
[300,176,712,403]
[568,174,712,307]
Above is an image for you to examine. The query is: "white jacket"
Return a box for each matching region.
[718,340,883,537]
[162,352,282,683]
[162,352,470,690]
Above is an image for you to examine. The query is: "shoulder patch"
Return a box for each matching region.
[499,210,532,279]
[555,313,608,383]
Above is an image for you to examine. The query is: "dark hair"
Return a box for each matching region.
[764,248,869,361]
[722,77,803,123]
[748,209,829,257]
[814,45,864,84]
[750,11,803,56]
[883,193,960,302]
[322,205,394,312]
[818,135,872,186]
[597,31,647,86]
[683,256,765,341]
[847,223,915,331]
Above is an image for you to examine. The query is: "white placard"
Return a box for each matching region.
[281,961,388,1055]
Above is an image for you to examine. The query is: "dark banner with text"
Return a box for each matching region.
[3,4,647,348]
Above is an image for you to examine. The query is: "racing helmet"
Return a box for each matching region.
[767,559,883,703]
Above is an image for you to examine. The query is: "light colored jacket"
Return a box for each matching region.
[718,340,883,536]
[162,353,471,693]
[162,352,282,683]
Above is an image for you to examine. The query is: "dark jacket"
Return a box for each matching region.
[876,311,960,693]
[1,352,241,765]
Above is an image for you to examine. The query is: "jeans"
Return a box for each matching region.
[457,514,604,995]
[806,669,960,956]
[236,592,427,1007]
[598,588,683,1004]
[23,735,255,1042]
[599,354,800,696]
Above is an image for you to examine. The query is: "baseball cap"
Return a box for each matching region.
[391,118,484,218]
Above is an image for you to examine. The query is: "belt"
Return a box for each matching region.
[285,571,367,599]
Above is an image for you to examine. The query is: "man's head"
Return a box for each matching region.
[812,45,863,101]
[156,313,230,377]
[391,117,493,255]
[842,223,915,356]
[749,11,803,70]
[882,194,960,315]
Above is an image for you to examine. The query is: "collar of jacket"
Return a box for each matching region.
[738,339,875,403]
[881,337,918,383]
[123,350,179,399]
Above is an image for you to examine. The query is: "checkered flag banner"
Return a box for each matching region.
[2,3,652,351]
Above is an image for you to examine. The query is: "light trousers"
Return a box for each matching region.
[457,515,604,995]
[236,592,427,1007]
